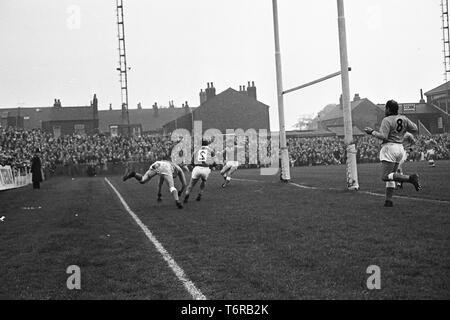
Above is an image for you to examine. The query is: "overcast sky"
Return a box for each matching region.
[0,0,444,130]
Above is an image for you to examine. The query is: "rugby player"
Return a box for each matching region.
[364,100,422,207]
[220,160,239,188]
[123,160,186,209]
[183,140,215,203]
[425,139,437,167]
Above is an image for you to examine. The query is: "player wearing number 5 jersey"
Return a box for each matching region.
[364,100,422,207]
[183,140,215,203]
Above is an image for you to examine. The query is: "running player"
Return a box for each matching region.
[425,139,437,167]
[183,140,215,203]
[220,143,244,188]
[123,160,186,209]
[364,100,422,207]
[220,160,239,188]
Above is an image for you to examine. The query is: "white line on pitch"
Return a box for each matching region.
[232,178,267,183]
[288,181,450,205]
[104,178,206,300]
[289,182,319,190]
[360,190,450,204]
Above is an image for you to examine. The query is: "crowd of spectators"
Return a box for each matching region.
[0,128,173,172]
[1,127,449,174]
[287,134,450,166]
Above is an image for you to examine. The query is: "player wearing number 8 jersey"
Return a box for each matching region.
[364,100,422,207]
[183,140,215,203]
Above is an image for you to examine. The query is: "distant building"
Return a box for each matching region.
[0,82,271,137]
[98,102,194,135]
[0,95,99,137]
[317,94,384,133]
[163,82,270,134]
[375,86,449,134]
[421,83,450,133]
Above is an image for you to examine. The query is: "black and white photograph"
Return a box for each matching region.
[0,0,449,308]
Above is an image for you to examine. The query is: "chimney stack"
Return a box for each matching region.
[92,94,98,119]
[420,89,425,103]
[247,81,257,100]
[353,93,360,101]
[109,103,112,111]
[205,82,216,100]
[199,89,207,105]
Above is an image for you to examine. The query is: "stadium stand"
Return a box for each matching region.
[1,126,449,177]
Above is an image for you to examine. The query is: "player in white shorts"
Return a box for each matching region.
[183,140,215,203]
[364,100,422,207]
[220,160,239,188]
[425,139,437,167]
[396,132,416,189]
[123,160,186,209]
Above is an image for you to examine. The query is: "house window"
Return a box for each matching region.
[74,124,85,135]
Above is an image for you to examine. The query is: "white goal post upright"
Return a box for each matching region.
[337,0,359,190]
[272,0,291,181]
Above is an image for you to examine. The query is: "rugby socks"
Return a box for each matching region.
[389,172,410,183]
[171,189,179,201]
[199,180,206,194]
[385,187,394,201]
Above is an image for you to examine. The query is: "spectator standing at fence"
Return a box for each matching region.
[31,148,43,189]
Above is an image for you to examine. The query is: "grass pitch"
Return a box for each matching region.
[0,161,449,299]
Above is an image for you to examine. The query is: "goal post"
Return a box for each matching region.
[337,0,359,190]
[272,0,291,182]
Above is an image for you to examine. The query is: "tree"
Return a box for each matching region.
[293,114,315,130]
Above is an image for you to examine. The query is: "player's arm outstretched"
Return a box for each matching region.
[364,119,390,141]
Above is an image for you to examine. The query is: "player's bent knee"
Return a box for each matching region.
[170,187,177,193]
[382,172,394,181]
